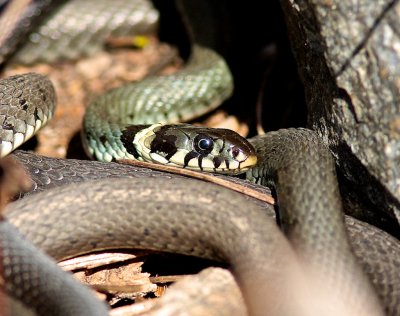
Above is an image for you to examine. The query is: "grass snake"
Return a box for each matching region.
[0,0,399,315]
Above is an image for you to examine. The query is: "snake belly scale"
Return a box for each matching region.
[0,73,56,158]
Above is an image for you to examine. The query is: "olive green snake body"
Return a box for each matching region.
[0,1,399,316]
[1,74,399,315]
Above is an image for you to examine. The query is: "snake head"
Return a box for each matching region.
[132,123,257,174]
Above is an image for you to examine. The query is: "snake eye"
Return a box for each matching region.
[194,134,214,154]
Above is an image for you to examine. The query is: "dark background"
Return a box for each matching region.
[152,0,307,136]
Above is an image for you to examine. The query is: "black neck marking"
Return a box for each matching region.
[150,125,179,159]
[120,125,151,159]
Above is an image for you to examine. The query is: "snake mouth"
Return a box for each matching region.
[239,154,258,171]
[206,154,258,175]
[176,154,258,175]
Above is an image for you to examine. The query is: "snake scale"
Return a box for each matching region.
[0,0,399,315]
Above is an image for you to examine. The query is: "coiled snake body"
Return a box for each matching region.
[0,1,399,316]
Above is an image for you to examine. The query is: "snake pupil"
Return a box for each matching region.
[199,139,211,150]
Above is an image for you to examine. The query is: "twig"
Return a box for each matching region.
[118,159,275,205]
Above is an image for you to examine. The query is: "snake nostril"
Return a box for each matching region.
[231,147,240,158]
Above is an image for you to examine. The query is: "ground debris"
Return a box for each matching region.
[57,251,235,313]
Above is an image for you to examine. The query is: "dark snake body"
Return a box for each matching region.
[8,149,400,315]
[0,0,399,315]
[0,77,399,314]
